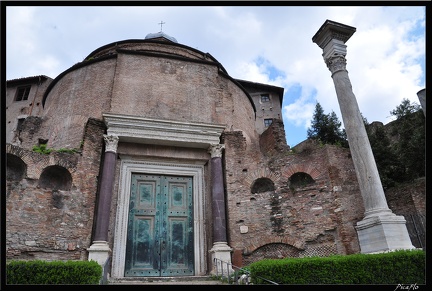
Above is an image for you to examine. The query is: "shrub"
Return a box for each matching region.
[248,249,425,284]
[6,260,102,284]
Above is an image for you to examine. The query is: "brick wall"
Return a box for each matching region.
[225,126,365,267]
[5,118,105,261]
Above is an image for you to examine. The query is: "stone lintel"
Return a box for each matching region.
[103,113,226,149]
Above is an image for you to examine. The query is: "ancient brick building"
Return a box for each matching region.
[5,31,425,279]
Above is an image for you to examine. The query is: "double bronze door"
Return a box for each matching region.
[125,174,194,276]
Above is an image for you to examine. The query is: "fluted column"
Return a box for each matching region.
[313,20,414,253]
[88,134,119,265]
[208,143,233,274]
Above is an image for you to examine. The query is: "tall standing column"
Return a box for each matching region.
[208,144,233,274]
[312,20,414,253]
[88,134,119,265]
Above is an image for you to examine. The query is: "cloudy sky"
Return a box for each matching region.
[5,4,426,147]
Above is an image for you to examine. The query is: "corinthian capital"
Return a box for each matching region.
[103,134,119,153]
[325,55,347,74]
[208,144,225,158]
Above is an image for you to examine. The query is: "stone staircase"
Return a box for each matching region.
[108,276,228,285]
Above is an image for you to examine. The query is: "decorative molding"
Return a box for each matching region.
[103,113,226,149]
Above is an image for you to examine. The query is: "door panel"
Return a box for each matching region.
[125,174,194,277]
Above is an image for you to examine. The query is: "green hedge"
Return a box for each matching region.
[6,260,103,284]
[248,249,425,284]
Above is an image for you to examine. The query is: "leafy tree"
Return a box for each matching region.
[364,119,405,189]
[390,98,421,119]
[389,99,425,181]
[364,98,425,188]
[307,102,348,147]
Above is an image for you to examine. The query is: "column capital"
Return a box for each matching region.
[103,134,119,153]
[325,55,347,74]
[208,144,225,158]
[312,20,355,72]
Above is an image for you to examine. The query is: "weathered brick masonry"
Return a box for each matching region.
[224,121,364,267]
[6,118,106,260]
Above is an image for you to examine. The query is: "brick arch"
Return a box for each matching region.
[38,165,73,191]
[6,143,77,179]
[243,235,305,254]
[243,243,303,264]
[6,153,27,181]
[251,177,275,194]
[280,163,325,181]
[243,167,281,187]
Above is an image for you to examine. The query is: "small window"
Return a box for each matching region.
[16,118,25,132]
[264,119,273,127]
[261,94,270,102]
[15,86,31,101]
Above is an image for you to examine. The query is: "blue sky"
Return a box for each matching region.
[5,5,426,147]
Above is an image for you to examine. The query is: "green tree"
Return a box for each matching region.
[364,98,425,188]
[389,99,425,181]
[390,98,421,119]
[364,119,405,189]
[307,102,348,147]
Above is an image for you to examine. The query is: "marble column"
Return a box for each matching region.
[312,20,414,253]
[88,134,119,265]
[208,144,233,275]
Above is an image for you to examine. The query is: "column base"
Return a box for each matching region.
[355,214,415,254]
[209,242,233,275]
[88,241,111,266]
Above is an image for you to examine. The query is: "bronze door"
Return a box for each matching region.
[125,174,194,276]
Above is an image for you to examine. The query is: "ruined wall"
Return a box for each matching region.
[224,120,365,268]
[385,177,426,249]
[5,118,105,261]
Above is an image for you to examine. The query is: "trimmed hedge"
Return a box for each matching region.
[248,249,425,284]
[6,260,102,284]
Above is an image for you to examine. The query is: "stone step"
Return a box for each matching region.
[108,275,228,285]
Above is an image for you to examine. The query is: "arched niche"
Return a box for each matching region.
[251,177,275,194]
[38,165,72,191]
[289,172,315,188]
[6,153,27,182]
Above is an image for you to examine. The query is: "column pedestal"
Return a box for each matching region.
[88,241,111,265]
[356,214,415,254]
[209,242,234,275]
